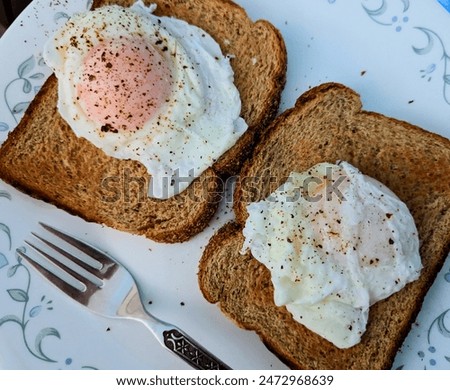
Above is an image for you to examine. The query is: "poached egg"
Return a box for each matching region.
[241,161,422,348]
[43,1,247,199]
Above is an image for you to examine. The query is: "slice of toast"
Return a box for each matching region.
[198,83,450,369]
[0,0,286,243]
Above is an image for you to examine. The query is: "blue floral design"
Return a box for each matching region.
[0,191,61,362]
[1,54,47,131]
[1,253,61,362]
[362,0,410,31]
[424,309,450,364]
[360,0,450,106]
[407,306,450,369]
[0,190,97,368]
[412,27,450,104]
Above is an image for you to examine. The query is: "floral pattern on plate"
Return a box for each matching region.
[326,0,450,106]
[0,190,98,369]
[0,54,48,132]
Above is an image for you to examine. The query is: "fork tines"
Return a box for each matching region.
[16,223,117,302]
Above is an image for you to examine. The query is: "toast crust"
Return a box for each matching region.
[0,0,287,243]
[198,83,450,369]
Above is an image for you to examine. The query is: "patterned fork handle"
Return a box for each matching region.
[163,329,231,370]
[120,286,231,369]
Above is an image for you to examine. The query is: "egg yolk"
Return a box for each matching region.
[77,36,172,132]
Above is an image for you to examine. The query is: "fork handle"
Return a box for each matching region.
[163,328,231,370]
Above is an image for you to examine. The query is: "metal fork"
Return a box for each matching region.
[16,222,231,370]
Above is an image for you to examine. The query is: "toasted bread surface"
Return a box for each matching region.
[0,0,286,242]
[198,83,450,369]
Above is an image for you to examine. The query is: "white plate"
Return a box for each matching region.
[0,0,449,370]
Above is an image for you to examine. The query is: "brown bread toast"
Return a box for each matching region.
[0,0,287,243]
[198,83,450,369]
